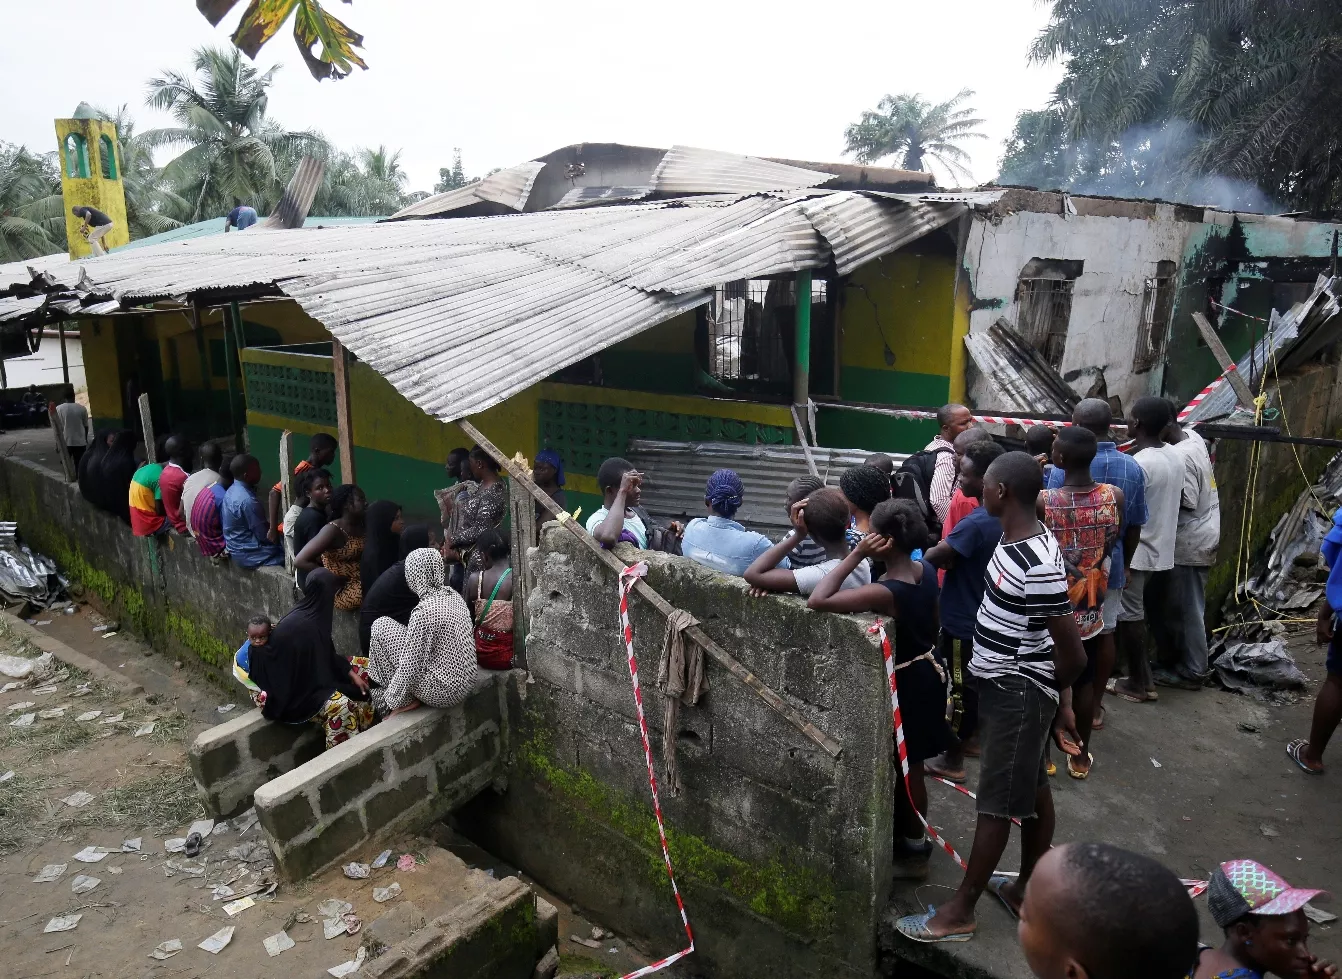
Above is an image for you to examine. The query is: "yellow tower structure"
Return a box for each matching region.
[55,103,129,259]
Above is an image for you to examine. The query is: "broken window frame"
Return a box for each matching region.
[1015,276,1076,370]
[1133,260,1178,374]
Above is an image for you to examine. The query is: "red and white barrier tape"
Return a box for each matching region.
[1177,364,1237,422]
[616,563,695,979]
[872,620,967,869]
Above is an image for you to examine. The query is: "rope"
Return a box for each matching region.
[615,563,695,978]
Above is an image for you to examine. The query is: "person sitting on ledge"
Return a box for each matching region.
[682,468,786,577]
[222,454,285,568]
[585,457,682,552]
[744,487,867,597]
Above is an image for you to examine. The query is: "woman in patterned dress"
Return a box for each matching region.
[446,447,508,575]
[295,484,367,610]
[235,570,374,750]
[368,548,478,715]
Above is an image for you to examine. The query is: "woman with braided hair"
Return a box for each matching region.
[681,468,787,577]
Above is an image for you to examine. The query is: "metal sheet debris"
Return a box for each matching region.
[964,318,1079,417]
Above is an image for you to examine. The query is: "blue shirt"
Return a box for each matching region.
[1323,511,1342,613]
[941,505,1003,639]
[682,515,789,577]
[227,205,258,230]
[1045,441,1148,590]
[222,481,283,568]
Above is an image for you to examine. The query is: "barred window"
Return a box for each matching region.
[1133,261,1178,373]
[1015,259,1083,370]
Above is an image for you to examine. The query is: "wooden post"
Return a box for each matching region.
[457,418,843,760]
[138,393,155,457]
[1193,311,1256,408]
[331,338,356,484]
[279,430,294,574]
[58,322,70,386]
[508,480,538,664]
[190,304,216,438]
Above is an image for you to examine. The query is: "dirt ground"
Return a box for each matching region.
[0,605,650,979]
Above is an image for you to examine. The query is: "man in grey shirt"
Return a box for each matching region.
[54,385,90,468]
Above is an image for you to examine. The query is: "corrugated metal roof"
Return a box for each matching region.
[800,195,963,275]
[551,186,653,209]
[626,438,909,533]
[20,190,955,425]
[877,190,1008,207]
[114,215,380,253]
[261,156,325,229]
[0,295,45,323]
[390,161,547,219]
[964,318,1078,416]
[0,252,71,292]
[1184,275,1341,423]
[651,146,835,195]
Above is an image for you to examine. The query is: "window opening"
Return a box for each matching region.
[64,133,89,179]
[1015,258,1082,370]
[99,134,117,180]
[1133,260,1177,373]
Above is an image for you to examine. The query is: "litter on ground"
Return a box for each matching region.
[133,722,154,736]
[37,706,67,719]
[264,931,296,957]
[0,770,13,782]
[217,703,235,713]
[188,819,215,838]
[164,838,187,853]
[343,862,370,879]
[9,712,34,727]
[121,837,141,852]
[75,710,101,721]
[148,939,182,960]
[70,874,100,895]
[43,914,81,933]
[7,701,34,712]
[316,899,352,918]
[61,790,94,808]
[372,849,393,869]
[373,882,401,903]
[397,853,416,872]
[72,847,106,863]
[328,947,367,977]
[222,896,256,917]
[32,863,66,882]
[198,926,235,954]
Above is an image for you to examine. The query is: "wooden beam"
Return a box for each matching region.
[457,418,843,760]
[1192,312,1256,408]
[330,338,356,483]
[137,393,155,456]
[279,430,293,573]
[58,322,69,386]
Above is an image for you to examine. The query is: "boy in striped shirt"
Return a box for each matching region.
[896,451,1085,944]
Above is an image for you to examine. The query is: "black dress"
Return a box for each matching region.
[878,559,953,763]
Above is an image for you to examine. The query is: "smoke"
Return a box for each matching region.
[1006,118,1280,213]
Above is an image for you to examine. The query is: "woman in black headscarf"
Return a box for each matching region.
[358,523,433,656]
[77,430,112,511]
[97,429,139,522]
[359,500,404,597]
[246,569,374,749]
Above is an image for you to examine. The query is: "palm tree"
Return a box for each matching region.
[843,89,987,184]
[95,105,188,239]
[0,144,66,262]
[143,46,327,222]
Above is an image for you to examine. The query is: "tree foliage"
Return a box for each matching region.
[843,89,986,184]
[1000,0,1342,211]
[196,0,368,82]
[0,143,65,262]
[434,149,471,193]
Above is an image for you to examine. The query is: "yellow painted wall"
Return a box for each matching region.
[78,318,123,426]
[56,117,129,258]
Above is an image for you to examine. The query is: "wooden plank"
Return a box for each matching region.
[58,322,69,386]
[137,393,155,456]
[457,418,843,760]
[279,430,293,574]
[1192,312,1256,408]
[330,338,356,483]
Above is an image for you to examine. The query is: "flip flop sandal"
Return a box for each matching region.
[184,832,203,858]
[1046,759,1057,777]
[987,874,1021,920]
[894,907,975,944]
[1105,678,1150,704]
[1067,752,1094,780]
[1287,739,1323,775]
[1092,708,1106,731]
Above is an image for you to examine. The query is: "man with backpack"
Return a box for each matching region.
[894,403,974,543]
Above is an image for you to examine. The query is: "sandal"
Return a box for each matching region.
[1106,677,1151,704]
[1092,707,1106,731]
[987,874,1021,920]
[1067,752,1094,780]
[894,907,975,943]
[1286,739,1324,775]
[184,832,203,858]
[1046,759,1057,777]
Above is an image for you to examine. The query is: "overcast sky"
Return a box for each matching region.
[2,1,1064,194]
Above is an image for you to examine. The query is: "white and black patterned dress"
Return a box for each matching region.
[368,548,478,712]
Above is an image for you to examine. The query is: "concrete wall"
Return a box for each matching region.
[190,709,325,819]
[455,526,894,979]
[0,456,359,681]
[254,670,519,880]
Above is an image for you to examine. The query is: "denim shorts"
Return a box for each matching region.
[974,673,1055,820]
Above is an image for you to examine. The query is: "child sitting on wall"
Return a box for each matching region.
[743,488,870,596]
[585,457,682,552]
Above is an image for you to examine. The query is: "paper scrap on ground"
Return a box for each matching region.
[328,947,367,978]
[32,863,66,882]
[43,914,81,933]
[62,790,94,808]
[1305,903,1339,924]
[9,712,34,727]
[211,885,235,901]
[0,651,51,678]
[188,819,215,838]
[121,837,141,852]
[148,939,182,960]
[373,882,401,903]
[198,926,235,954]
[133,722,154,737]
[73,847,107,863]
[372,849,393,869]
[100,712,124,724]
[316,899,352,918]
[70,874,100,895]
[264,931,296,957]
[397,853,416,872]
[1150,757,1162,768]
[7,701,34,712]
[343,862,370,879]
[37,707,67,719]
[217,703,235,714]
[231,809,259,835]
[0,770,13,783]
[570,935,603,949]
[164,838,187,853]
[322,917,348,940]
[222,896,255,917]
[0,681,20,692]
[107,866,122,875]
[76,710,102,722]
